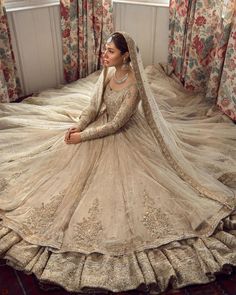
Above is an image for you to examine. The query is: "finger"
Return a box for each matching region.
[68,131,73,140]
[67,131,72,140]
[68,137,76,144]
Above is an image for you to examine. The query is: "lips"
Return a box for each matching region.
[103,59,110,66]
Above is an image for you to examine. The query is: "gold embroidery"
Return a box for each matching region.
[21,191,64,237]
[218,172,236,187]
[72,198,103,248]
[142,190,171,238]
[0,171,26,193]
[79,84,139,141]
[0,179,7,193]
[125,32,235,211]
[12,172,23,179]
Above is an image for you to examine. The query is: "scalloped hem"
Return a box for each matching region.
[1,215,236,294]
[1,206,234,256]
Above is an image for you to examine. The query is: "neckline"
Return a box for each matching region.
[107,82,137,93]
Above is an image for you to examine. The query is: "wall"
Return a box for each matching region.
[7,4,64,96]
[114,2,169,66]
[6,2,169,96]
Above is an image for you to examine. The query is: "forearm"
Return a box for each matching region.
[79,120,122,141]
[76,107,97,131]
[76,71,106,131]
[79,85,139,142]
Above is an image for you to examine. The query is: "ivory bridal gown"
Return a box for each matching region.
[0,32,236,293]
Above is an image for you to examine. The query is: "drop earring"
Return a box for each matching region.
[121,58,130,70]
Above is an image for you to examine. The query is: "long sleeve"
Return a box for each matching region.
[76,103,97,131]
[79,85,139,142]
[76,72,106,131]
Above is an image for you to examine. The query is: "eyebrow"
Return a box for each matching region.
[105,44,115,50]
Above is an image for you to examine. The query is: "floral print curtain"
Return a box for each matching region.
[217,8,236,120]
[0,0,21,102]
[168,0,236,121]
[60,0,113,83]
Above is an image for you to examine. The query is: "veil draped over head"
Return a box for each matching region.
[91,31,236,222]
[1,31,236,294]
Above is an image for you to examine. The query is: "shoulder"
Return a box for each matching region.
[125,72,139,97]
[124,83,139,103]
[127,71,138,95]
[124,71,138,92]
[127,70,137,85]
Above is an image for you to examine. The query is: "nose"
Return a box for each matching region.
[103,49,108,58]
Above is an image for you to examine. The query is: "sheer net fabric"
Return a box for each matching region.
[0,32,236,293]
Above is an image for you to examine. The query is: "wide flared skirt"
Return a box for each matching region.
[0,65,236,293]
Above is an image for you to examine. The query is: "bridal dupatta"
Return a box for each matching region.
[88,31,236,232]
[0,31,236,294]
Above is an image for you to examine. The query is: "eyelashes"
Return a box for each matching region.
[103,48,114,54]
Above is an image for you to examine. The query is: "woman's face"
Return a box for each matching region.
[103,41,128,67]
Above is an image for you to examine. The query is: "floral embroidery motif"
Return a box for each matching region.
[0,178,7,193]
[21,192,65,237]
[72,198,103,248]
[104,85,133,118]
[218,172,236,187]
[12,172,22,179]
[142,191,171,238]
[124,31,235,210]
[79,84,139,141]
[0,170,26,193]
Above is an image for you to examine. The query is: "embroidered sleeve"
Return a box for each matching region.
[76,103,97,131]
[79,85,139,141]
[76,75,104,131]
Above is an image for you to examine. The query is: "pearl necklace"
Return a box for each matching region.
[113,71,129,84]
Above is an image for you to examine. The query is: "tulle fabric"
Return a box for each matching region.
[0,32,236,293]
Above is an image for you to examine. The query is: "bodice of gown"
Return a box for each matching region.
[103,84,134,120]
[78,83,139,141]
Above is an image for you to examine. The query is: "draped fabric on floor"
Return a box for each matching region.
[0,64,236,293]
[1,258,236,295]
[168,0,236,121]
[60,0,113,83]
[0,0,21,102]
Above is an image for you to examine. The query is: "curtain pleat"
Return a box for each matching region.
[168,0,236,121]
[60,0,113,83]
[0,0,21,102]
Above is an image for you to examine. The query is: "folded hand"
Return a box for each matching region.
[64,126,81,144]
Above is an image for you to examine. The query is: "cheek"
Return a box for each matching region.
[110,53,122,63]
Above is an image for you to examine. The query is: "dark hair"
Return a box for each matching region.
[108,33,131,63]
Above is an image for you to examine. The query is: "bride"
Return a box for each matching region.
[0,31,236,294]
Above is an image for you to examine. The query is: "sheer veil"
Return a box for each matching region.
[0,31,235,233]
[102,32,236,216]
[1,31,236,294]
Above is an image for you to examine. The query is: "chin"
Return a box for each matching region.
[104,64,113,68]
[103,62,110,67]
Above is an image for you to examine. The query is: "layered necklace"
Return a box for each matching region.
[113,71,129,84]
